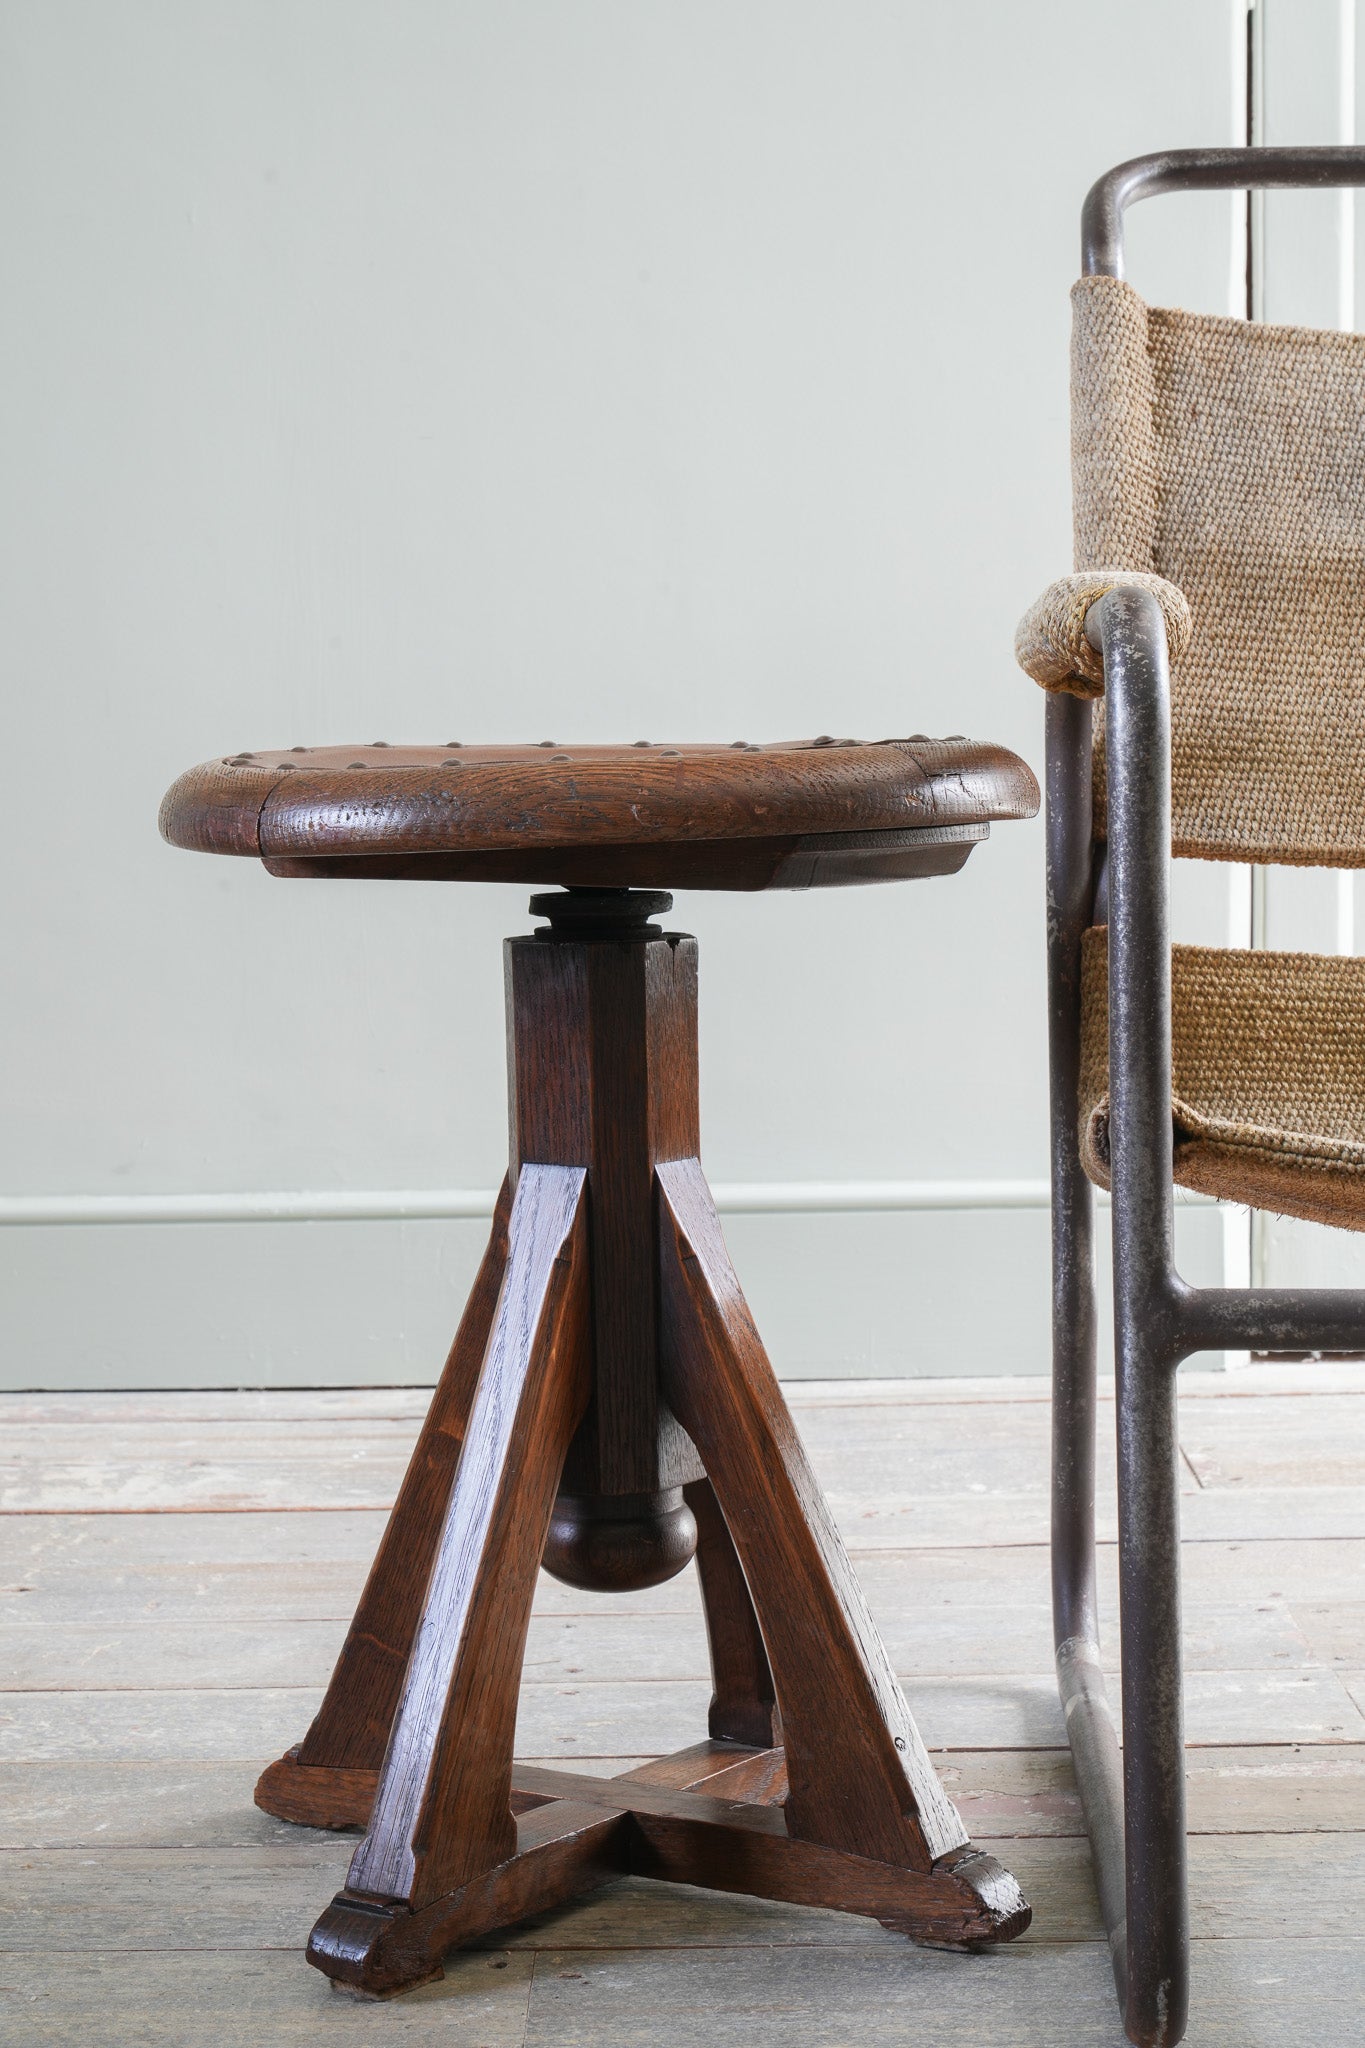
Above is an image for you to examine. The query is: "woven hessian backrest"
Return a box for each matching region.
[1073,274,1365,865]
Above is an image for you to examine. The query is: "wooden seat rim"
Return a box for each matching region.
[159,737,1040,861]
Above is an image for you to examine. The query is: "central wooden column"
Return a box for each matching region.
[511,888,705,1589]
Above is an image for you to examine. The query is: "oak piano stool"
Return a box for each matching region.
[159,732,1039,1997]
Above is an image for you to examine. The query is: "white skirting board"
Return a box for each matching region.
[0,1189,1227,1389]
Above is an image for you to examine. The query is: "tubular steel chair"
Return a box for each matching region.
[1018,147,1365,2048]
[160,736,1037,1995]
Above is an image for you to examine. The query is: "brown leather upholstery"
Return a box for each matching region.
[160,736,1038,892]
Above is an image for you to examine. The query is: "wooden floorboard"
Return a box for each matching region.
[6,1666,1362,1761]
[514,1941,1365,2048]
[7,1743,1362,1853]
[0,1592,1315,1684]
[5,1531,1360,1618]
[0,1949,538,2046]
[5,1943,1364,2048]
[8,1832,1365,1953]
[2,1368,1362,2045]
[5,1742,1363,1856]
[8,1486,1365,1553]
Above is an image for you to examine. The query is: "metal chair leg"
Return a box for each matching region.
[1051,608,1191,2045]
[1047,691,1131,2009]
[1051,1158,1129,2009]
[1049,558,1365,2048]
[1101,585,1190,2046]
[1114,1332,1187,2047]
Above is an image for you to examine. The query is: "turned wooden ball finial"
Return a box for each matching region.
[542,1487,699,1591]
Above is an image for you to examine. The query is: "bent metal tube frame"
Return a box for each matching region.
[1050,146,1365,2048]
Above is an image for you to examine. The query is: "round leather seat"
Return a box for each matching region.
[160,734,1038,891]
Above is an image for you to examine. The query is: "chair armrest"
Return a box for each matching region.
[1015,571,1192,698]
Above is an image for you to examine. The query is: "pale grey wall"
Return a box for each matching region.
[2,2,1237,1386]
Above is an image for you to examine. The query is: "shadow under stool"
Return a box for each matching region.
[160,733,1038,1996]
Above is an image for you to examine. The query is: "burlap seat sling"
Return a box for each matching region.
[1019,274,1365,1230]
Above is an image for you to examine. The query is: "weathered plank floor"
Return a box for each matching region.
[2,1365,1363,2045]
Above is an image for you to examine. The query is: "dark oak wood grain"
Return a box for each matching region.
[254,820,990,892]
[507,928,702,1513]
[611,1739,782,1797]
[688,1745,790,1806]
[685,1476,779,1749]
[159,736,1038,894]
[343,1164,591,1908]
[245,1739,788,1838]
[150,837,1035,1995]
[254,1181,512,1799]
[309,1798,632,1998]
[279,909,1030,1995]
[300,1747,1028,1995]
[657,1156,967,1872]
[509,1764,1028,1951]
[252,1751,376,1831]
[627,1811,1029,1951]
[287,1100,1031,1994]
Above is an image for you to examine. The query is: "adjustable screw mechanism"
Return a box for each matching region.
[530,887,674,941]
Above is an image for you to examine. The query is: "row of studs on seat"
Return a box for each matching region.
[223,735,871,771]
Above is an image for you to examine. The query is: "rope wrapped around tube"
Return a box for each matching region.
[1014,571,1193,699]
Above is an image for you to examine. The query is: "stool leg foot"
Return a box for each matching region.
[309,1799,631,1998]
[657,1157,1021,1900]
[310,1165,592,1992]
[685,1476,779,1748]
[254,1181,512,1824]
